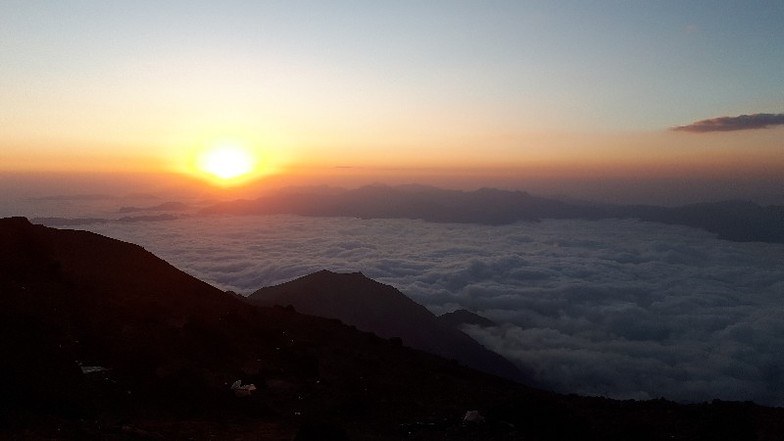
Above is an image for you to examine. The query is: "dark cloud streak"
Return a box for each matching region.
[673,113,784,132]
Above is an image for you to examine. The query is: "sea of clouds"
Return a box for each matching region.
[83,214,784,406]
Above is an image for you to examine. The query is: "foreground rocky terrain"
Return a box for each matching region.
[1,217,782,440]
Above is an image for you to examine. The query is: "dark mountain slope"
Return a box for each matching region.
[0,217,262,421]
[248,270,524,382]
[0,217,539,439]
[3,217,784,440]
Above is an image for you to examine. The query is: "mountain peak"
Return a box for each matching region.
[1,215,33,226]
[439,309,498,328]
[312,269,367,279]
[248,270,525,381]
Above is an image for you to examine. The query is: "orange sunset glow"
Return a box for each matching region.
[0,2,781,205]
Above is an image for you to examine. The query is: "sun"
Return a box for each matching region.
[197,143,256,182]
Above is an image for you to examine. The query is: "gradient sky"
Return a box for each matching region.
[1,1,783,203]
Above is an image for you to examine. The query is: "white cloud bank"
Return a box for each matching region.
[86,215,784,405]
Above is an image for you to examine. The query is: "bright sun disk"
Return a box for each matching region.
[198,144,255,181]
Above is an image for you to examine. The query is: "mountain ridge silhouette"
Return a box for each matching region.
[248,270,525,382]
[201,184,784,243]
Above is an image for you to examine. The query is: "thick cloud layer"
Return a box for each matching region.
[673,113,784,132]
[87,215,784,405]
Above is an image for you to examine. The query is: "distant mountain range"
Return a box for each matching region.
[202,184,784,243]
[35,184,784,243]
[3,216,784,439]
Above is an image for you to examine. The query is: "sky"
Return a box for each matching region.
[2,1,783,203]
